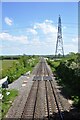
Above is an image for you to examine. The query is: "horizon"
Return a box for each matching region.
[0,52,78,56]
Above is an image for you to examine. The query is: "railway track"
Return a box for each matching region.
[44,59,64,119]
[21,58,64,120]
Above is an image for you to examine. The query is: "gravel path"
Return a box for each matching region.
[47,63,72,111]
[8,61,39,92]
[8,74,30,92]
[5,73,34,118]
[52,78,72,111]
[5,61,73,119]
[5,64,39,119]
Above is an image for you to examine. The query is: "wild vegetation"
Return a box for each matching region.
[0,88,18,118]
[0,55,39,83]
[47,53,80,109]
[0,55,39,118]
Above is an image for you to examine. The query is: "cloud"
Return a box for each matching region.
[26,20,57,48]
[33,20,57,51]
[1,19,78,55]
[27,28,37,35]
[63,26,67,29]
[0,32,28,44]
[4,17,13,26]
[34,20,57,34]
[0,19,58,55]
[0,45,2,50]
[72,37,78,43]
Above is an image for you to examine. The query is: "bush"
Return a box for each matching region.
[56,58,80,108]
[5,56,39,83]
[47,54,80,108]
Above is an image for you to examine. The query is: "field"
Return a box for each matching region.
[0,60,18,79]
[0,56,39,118]
[0,56,39,83]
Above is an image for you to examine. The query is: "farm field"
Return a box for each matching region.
[0,60,18,79]
[0,55,39,83]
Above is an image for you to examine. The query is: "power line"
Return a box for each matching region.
[1,22,78,30]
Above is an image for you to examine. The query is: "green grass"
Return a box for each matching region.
[0,60,2,78]
[2,60,18,69]
[1,89,18,118]
[47,59,60,73]
[0,60,18,79]
[0,57,39,83]
[52,61,60,67]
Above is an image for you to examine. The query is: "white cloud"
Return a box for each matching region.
[26,20,57,50]
[27,28,37,35]
[0,45,2,50]
[0,32,28,44]
[34,20,57,34]
[1,20,58,55]
[63,26,67,29]
[45,19,53,24]
[1,19,78,55]
[4,17,13,26]
[72,37,78,43]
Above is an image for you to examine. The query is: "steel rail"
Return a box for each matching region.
[44,59,64,120]
[32,81,39,120]
[45,80,50,120]
[50,80,64,120]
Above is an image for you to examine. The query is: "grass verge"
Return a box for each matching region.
[1,89,18,118]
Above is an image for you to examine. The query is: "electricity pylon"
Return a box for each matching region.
[55,15,64,57]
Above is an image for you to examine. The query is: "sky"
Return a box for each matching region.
[1,0,79,2]
[0,2,78,55]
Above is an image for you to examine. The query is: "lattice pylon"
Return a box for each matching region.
[55,15,64,57]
